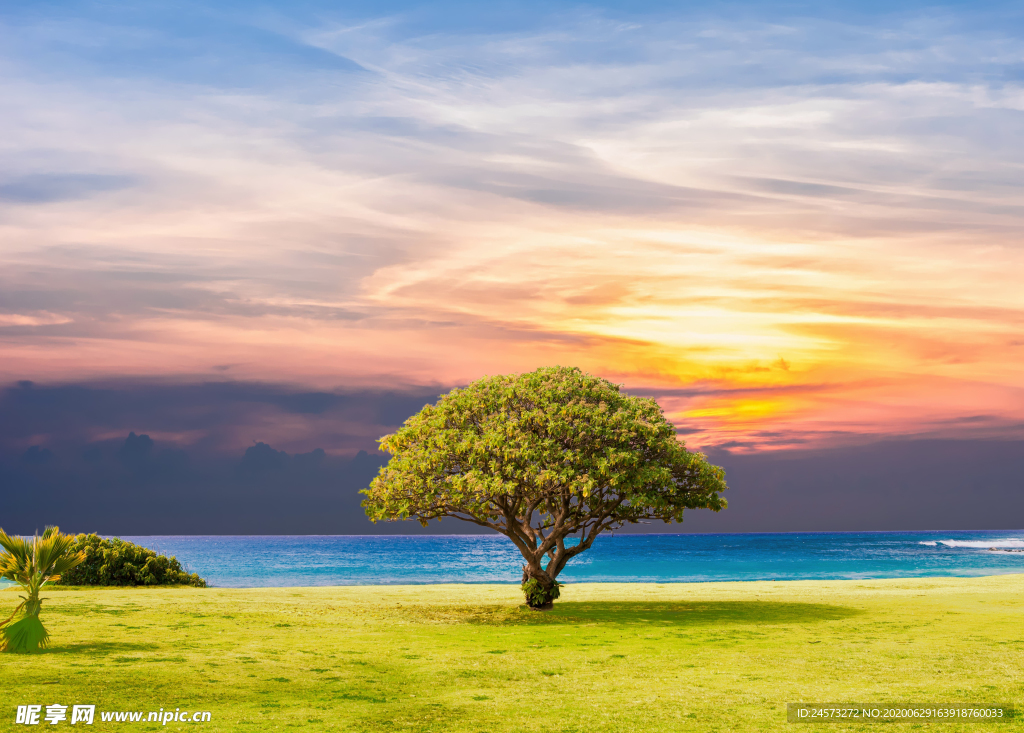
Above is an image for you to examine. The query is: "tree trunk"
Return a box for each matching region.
[521,564,559,610]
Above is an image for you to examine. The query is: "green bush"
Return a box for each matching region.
[55,534,207,587]
[521,578,561,609]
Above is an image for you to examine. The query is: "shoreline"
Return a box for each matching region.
[15,571,1024,592]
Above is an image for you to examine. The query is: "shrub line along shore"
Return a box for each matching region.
[1,574,1021,732]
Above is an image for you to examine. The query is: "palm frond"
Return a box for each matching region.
[35,532,83,578]
[49,551,86,579]
[0,530,32,565]
[0,616,49,653]
[0,601,26,628]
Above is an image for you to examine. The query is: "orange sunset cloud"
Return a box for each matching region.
[1,5,1023,453]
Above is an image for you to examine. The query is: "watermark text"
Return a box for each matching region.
[15,705,211,726]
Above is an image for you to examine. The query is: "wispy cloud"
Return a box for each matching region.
[1,1,1022,448]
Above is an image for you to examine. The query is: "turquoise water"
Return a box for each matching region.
[6,530,1020,589]
[97,530,1024,587]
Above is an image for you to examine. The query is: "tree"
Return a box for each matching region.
[0,526,86,652]
[56,534,207,587]
[362,366,728,608]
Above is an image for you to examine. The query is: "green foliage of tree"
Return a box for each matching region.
[55,535,207,588]
[362,366,728,608]
[0,526,85,652]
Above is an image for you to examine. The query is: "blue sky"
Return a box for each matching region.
[2,0,1024,533]
[2,0,1023,451]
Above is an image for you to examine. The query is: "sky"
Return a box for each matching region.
[1,0,1022,533]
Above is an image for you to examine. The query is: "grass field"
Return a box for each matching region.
[1,575,1022,732]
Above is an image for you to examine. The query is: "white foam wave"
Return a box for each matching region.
[922,538,1024,549]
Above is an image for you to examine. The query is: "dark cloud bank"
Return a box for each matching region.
[1,380,1021,535]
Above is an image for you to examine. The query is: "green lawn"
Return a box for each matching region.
[2,575,1022,732]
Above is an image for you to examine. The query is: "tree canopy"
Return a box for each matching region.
[57,535,207,587]
[362,366,727,607]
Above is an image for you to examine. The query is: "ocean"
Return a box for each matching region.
[67,530,1024,588]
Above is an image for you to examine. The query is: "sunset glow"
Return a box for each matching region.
[2,1,1023,452]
